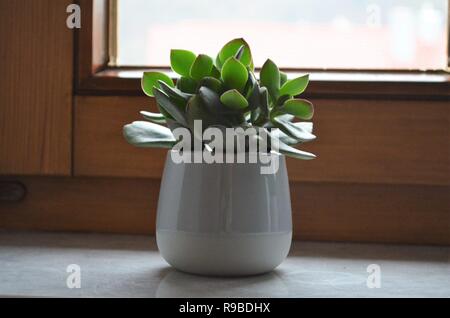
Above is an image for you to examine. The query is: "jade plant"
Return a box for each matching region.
[124,38,316,159]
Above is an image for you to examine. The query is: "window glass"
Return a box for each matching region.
[116,0,448,70]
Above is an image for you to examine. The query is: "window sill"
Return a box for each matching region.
[76,67,450,100]
[2,231,449,297]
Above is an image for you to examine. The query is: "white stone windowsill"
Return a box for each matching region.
[0,231,448,298]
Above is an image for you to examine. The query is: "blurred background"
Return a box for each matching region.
[116,0,448,70]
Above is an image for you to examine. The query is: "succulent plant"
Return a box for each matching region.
[124,38,316,160]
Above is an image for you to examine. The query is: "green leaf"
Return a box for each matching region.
[153,87,188,126]
[210,65,221,79]
[198,87,242,127]
[235,45,245,60]
[280,72,288,86]
[268,122,313,145]
[156,104,173,120]
[283,99,314,120]
[170,49,196,77]
[276,95,292,107]
[166,119,184,132]
[123,121,176,148]
[279,74,309,97]
[158,80,192,101]
[177,76,198,94]
[198,86,222,113]
[158,80,192,111]
[295,121,313,133]
[277,139,316,160]
[220,89,249,110]
[190,54,213,80]
[260,59,280,102]
[264,114,294,128]
[271,116,316,142]
[198,77,223,94]
[278,114,295,123]
[140,111,166,124]
[252,87,269,125]
[159,81,193,105]
[217,38,254,70]
[247,82,260,111]
[159,81,193,112]
[259,87,269,113]
[141,72,174,97]
[269,128,299,145]
[244,71,258,99]
[221,57,248,92]
[186,95,218,139]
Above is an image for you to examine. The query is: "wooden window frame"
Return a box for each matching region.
[75,0,450,99]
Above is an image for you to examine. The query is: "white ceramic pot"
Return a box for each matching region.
[156,151,292,276]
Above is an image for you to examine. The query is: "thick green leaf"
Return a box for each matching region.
[255,87,270,124]
[276,95,292,107]
[279,74,309,96]
[166,118,184,132]
[158,80,192,101]
[197,87,242,128]
[156,103,173,120]
[260,59,280,102]
[235,45,245,60]
[283,99,314,120]
[198,86,238,126]
[177,76,197,94]
[264,113,294,128]
[153,87,188,126]
[277,114,295,123]
[123,121,176,148]
[269,129,299,145]
[221,57,248,92]
[210,65,221,79]
[220,89,249,110]
[217,38,253,69]
[186,95,219,139]
[277,139,316,160]
[158,80,192,111]
[268,122,314,145]
[214,53,222,69]
[280,71,288,86]
[190,54,213,80]
[250,108,261,125]
[198,86,222,113]
[199,77,223,94]
[157,103,174,120]
[141,72,174,97]
[250,86,269,125]
[247,82,260,111]
[140,111,166,124]
[259,87,269,113]
[170,49,196,77]
[243,71,257,100]
[293,121,313,134]
[272,116,316,142]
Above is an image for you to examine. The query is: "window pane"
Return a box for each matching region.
[116,0,448,70]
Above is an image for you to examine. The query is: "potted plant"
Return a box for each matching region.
[124,38,316,276]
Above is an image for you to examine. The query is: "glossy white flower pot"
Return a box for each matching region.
[156,151,292,276]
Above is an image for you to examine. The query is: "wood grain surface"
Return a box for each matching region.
[74,96,449,186]
[0,177,448,245]
[0,0,73,175]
